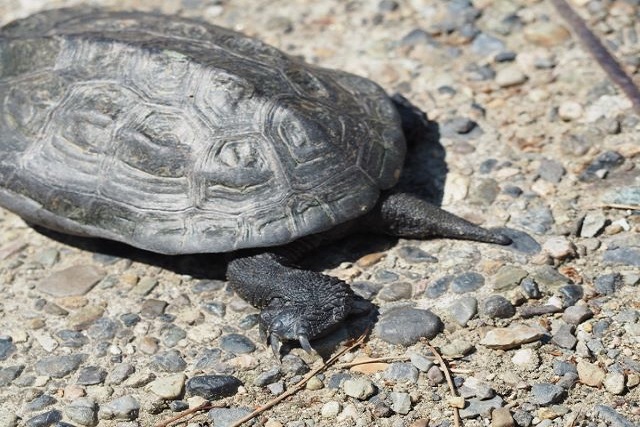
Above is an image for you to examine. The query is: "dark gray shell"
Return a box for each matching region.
[0,9,406,254]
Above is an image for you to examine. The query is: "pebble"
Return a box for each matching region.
[580,212,607,237]
[449,296,478,326]
[151,350,187,373]
[558,101,583,121]
[375,307,443,345]
[577,359,605,387]
[267,381,284,395]
[397,246,437,263]
[542,237,576,260]
[459,395,504,419]
[57,329,89,348]
[35,354,87,378]
[37,265,105,297]
[186,375,242,400]
[451,272,485,293]
[511,205,554,234]
[77,366,107,385]
[254,367,281,386]
[498,228,541,255]
[219,333,256,354]
[281,354,309,376]
[0,337,16,360]
[523,22,570,46]
[351,281,382,300]
[594,404,637,427]
[377,282,413,301]
[532,266,570,289]
[594,273,623,295]
[409,353,433,372]
[0,365,24,386]
[555,284,584,308]
[140,299,168,318]
[520,278,542,299]
[148,373,186,399]
[65,397,98,426]
[511,348,538,369]
[495,65,526,87]
[25,410,62,427]
[24,394,57,412]
[553,360,577,376]
[207,408,252,427]
[551,323,577,349]
[563,305,593,325]
[537,159,565,184]
[100,395,139,420]
[471,33,505,56]
[579,151,624,182]
[603,372,625,395]
[343,377,376,400]
[604,247,640,267]
[424,275,452,298]
[491,407,515,427]
[480,325,545,350]
[321,401,341,418]
[440,339,474,357]
[531,383,565,406]
[68,306,105,330]
[482,295,516,319]
[87,317,118,341]
[132,277,158,296]
[384,363,419,383]
[305,376,323,390]
[390,391,411,415]
[427,365,445,385]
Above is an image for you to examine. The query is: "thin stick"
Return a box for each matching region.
[154,401,225,427]
[600,203,640,211]
[335,355,411,368]
[426,343,461,427]
[550,0,640,115]
[228,330,369,427]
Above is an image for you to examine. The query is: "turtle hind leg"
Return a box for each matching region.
[368,192,512,245]
[226,252,354,357]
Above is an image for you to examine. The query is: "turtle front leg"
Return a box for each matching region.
[226,252,354,357]
[368,192,512,245]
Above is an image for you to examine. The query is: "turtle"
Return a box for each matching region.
[0,9,511,355]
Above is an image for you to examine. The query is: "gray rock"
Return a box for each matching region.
[254,367,281,386]
[538,159,565,183]
[449,296,478,326]
[151,350,187,373]
[579,151,624,182]
[469,178,500,205]
[424,275,452,298]
[219,333,256,354]
[471,33,505,56]
[481,295,516,319]
[281,354,309,376]
[552,323,577,349]
[595,273,624,295]
[25,410,62,427]
[0,337,16,361]
[384,363,419,382]
[603,372,625,395]
[186,375,242,400]
[409,353,433,372]
[374,269,399,283]
[56,330,89,348]
[351,281,382,300]
[604,247,640,267]
[553,360,577,376]
[531,383,565,405]
[0,365,24,386]
[497,227,541,254]
[563,305,593,325]
[65,398,98,426]
[492,265,528,292]
[441,116,478,136]
[343,377,376,400]
[100,395,140,421]
[556,284,584,307]
[140,299,168,318]
[495,65,527,87]
[266,381,284,395]
[601,185,640,205]
[397,246,437,263]
[451,272,485,294]
[427,365,445,385]
[202,301,226,317]
[107,363,135,385]
[119,313,141,327]
[557,372,579,389]
[390,391,412,415]
[580,212,607,237]
[36,265,105,297]
[512,410,534,427]
[512,205,554,234]
[207,407,252,427]
[531,265,569,289]
[35,354,87,378]
[168,400,188,412]
[400,28,437,47]
[24,395,57,412]
[375,307,443,345]
[320,401,341,418]
[520,278,542,299]
[459,395,504,418]
[77,366,107,385]
[378,0,399,12]
[594,404,636,427]
[193,348,222,370]
[377,282,413,301]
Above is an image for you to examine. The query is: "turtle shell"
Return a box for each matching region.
[0,9,406,254]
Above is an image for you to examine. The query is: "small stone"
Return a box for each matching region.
[202,301,226,317]
[471,33,505,56]
[100,395,140,420]
[579,151,625,182]
[562,305,593,325]
[25,410,62,427]
[267,381,284,395]
[491,407,515,427]
[77,366,107,385]
[35,354,87,378]
[254,367,281,387]
[56,329,89,348]
[375,307,443,345]
[440,339,474,357]
[594,404,637,427]
[424,276,452,298]
[397,246,437,263]
[68,306,105,330]
[580,212,607,237]
[281,354,309,376]
[604,247,640,267]
[0,337,16,361]
[37,265,105,297]
[24,394,57,412]
[459,396,504,419]
[555,284,584,307]
[138,336,159,354]
[65,398,98,426]
[577,359,606,387]
[449,296,478,326]
[390,392,411,415]
[148,373,186,399]
[551,323,577,349]
[495,65,527,87]
[520,278,542,299]
[441,116,478,136]
[305,376,323,390]
[480,325,545,350]
[343,377,376,400]
[377,282,413,301]
[542,237,576,260]
[427,365,445,385]
[492,266,527,291]
[524,21,570,46]
[186,375,242,400]
[207,408,252,427]
[594,273,623,295]
[219,333,256,354]
[87,317,118,341]
[384,363,419,383]
[140,299,168,318]
[409,353,433,372]
[321,401,341,418]
[603,372,625,395]
[531,383,565,405]
[538,159,566,184]
[132,277,158,295]
[558,101,583,121]
[151,350,187,373]
[511,348,538,369]
[482,295,516,319]
[451,272,485,293]
[0,365,24,386]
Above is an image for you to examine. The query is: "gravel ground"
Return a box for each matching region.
[1,0,639,426]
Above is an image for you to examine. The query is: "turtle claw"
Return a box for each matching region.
[268,333,283,359]
[298,334,317,356]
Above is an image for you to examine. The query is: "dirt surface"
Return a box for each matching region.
[0,1,639,426]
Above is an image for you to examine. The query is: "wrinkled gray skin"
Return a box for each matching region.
[0,9,511,356]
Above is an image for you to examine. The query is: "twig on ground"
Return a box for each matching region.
[335,355,411,368]
[154,401,225,427]
[426,342,462,427]
[600,203,640,211]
